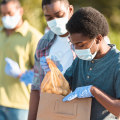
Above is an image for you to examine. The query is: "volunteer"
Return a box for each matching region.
[28,0,74,119]
[40,7,120,120]
[62,7,120,120]
[0,0,42,120]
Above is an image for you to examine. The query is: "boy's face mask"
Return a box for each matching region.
[2,10,21,30]
[47,9,69,35]
[75,39,99,61]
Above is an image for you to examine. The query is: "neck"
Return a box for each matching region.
[5,19,23,36]
[95,41,111,59]
[59,32,69,37]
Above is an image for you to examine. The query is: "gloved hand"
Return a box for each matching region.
[40,56,50,73]
[40,56,63,73]
[63,85,93,102]
[20,70,34,86]
[5,57,22,78]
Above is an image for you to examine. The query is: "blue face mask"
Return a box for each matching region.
[2,11,21,29]
[47,13,68,35]
[75,40,99,61]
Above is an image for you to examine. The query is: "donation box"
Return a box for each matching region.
[37,93,92,120]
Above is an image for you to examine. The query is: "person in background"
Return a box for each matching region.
[28,0,74,119]
[0,0,42,120]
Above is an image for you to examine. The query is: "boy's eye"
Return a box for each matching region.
[79,45,84,47]
[74,44,84,49]
[77,43,85,48]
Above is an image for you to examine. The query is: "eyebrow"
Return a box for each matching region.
[71,41,83,44]
[55,11,64,15]
[44,10,64,17]
[77,41,83,43]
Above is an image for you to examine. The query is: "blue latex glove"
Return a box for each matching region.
[63,85,93,102]
[20,70,34,86]
[5,57,22,78]
[40,56,50,73]
[40,56,63,73]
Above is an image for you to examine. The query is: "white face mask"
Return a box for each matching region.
[75,40,99,61]
[2,11,21,29]
[47,11,69,35]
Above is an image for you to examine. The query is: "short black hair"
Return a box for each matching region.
[66,7,109,39]
[42,0,69,8]
[0,0,21,8]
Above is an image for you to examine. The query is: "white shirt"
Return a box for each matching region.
[49,35,73,74]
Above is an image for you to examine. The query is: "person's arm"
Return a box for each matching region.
[28,45,45,120]
[20,70,34,86]
[28,90,40,120]
[90,86,120,117]
[28,65,44,120]
[5,57,22,78]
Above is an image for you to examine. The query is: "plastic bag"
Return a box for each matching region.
[41,58,70,96]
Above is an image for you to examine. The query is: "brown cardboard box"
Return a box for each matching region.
[37,93,92,120]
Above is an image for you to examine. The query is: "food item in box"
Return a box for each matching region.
[41,58,70,96]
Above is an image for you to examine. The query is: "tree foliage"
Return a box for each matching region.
[20,0,46,33]
[70,0,120,31]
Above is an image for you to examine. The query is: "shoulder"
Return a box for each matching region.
[36,30,56,51]
[40,30,56,41]
[110,45,120,72]
[111,45,120,63]
[35,30,57,59]
[114,52,120,68]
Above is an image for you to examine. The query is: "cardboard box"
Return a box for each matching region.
[37,93,92,120]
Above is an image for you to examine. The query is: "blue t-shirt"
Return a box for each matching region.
[64,44,120,120]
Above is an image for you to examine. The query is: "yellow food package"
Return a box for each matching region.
[41,58,70,96]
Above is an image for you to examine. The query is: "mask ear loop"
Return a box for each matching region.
[94,38,99,52]
[89,39,99,55]
[89,39,96,49]
[91,40,99,56]
[95,43,99,53]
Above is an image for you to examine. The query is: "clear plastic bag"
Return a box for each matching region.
[41,58,70,96]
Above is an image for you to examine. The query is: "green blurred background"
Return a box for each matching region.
[0,0,120,49]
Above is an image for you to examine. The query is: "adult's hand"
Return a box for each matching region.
[20,70,34,85]
[5,57,22,78]
[40,55,63,73]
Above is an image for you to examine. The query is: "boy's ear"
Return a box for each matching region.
[96,34,103,44]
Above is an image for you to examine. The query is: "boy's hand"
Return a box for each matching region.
[63,85,93,102]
